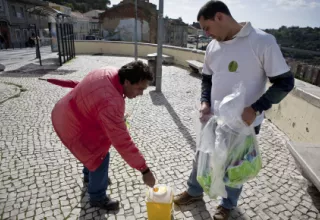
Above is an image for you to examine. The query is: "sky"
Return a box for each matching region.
[110,0,320,29]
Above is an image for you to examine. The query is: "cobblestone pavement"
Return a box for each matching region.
[0,56,320,220]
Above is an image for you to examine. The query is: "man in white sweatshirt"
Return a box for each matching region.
[174,1,294,220]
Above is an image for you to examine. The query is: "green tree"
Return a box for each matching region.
[63,2,74,10]
[264,26,320,51]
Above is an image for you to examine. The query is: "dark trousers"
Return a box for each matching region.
[83,153,110,202]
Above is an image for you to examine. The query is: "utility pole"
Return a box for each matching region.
[156,0,164,92]
[29,24,42,66]
[134,0,138,61]
[196,35,199,49]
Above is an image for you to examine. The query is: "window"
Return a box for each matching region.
[15,29,21,41]
[11,5,17,17]
[23,29,28,41]
[0,0,4,12]
[20,7,24,18]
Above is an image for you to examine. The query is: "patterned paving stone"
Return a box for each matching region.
[0,55,319,219]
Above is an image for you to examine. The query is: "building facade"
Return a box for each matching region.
[192,21,205,36]
[0,0,49,48]
[99,0,157,43]
[71,11,89,40]
[163,18,188,47]
[84,10,104,38]
[188,25,197,36]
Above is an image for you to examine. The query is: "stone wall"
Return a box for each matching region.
[163,19,188,47]
[286,59,320,86]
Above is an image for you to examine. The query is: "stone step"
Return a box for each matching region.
[0,63,5,71]
[186,60,203,73]
[146,53,174,64]
[287,142,320,191]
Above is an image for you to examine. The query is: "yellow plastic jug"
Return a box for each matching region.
[146,184,173,220]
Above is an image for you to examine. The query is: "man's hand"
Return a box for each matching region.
[242,107,256,126]
[142,169,156,187]
[199,102,211,122]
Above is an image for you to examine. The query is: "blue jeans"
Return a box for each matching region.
[83,153,110,202]
[187,125,261,209]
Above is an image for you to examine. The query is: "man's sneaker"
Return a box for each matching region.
[90,197,119,210]
[213,205,231,220]
[173,191,203,205]
[83,176,112,185]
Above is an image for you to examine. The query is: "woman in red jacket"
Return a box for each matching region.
[49,61,156,210]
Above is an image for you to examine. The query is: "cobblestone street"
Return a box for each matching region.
[0,55,320,220]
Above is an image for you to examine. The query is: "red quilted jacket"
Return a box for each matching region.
[51,67,147,172]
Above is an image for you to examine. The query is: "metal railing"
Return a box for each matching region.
[56,22,75,66]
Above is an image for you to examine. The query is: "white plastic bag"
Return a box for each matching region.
[193,98,226,198]
[196,116,228,198]
[196,83,262,199]
[192,98,213,152]
[193,100,222,197]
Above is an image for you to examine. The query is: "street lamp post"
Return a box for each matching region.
[155,0,164,92]
[29,24,42,66]
[134,0,138,61]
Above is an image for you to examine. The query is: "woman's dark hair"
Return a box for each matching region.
[118,60,153,85]
[197,0,232,21]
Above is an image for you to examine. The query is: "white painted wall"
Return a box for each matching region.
[102,18,150,42]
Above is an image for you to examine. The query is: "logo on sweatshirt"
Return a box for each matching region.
[228,61,238,72]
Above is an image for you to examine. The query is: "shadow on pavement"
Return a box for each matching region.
[307,185,320,212]
[230,207,250,220]
[79,184,89,219]
[35,58,60,66]
[173,200,213,220]
[78,183,119,220]
[180,65,202,80]
[189,70,202,80]
[0,60,76,78]
[149,90,196,152]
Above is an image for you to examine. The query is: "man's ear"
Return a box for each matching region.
[216,12,223,21]
[124,79,130,86]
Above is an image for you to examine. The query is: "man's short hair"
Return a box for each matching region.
[118,60,153,85]
[197,0,232,21]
